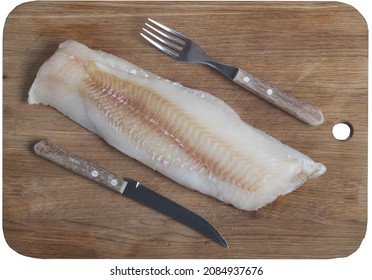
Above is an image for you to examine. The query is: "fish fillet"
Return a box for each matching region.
[28,40,326,211]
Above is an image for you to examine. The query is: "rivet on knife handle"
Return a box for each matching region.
[33,139,127,194]
[233,68,324,126]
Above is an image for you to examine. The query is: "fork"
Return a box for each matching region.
[140,18,324,126]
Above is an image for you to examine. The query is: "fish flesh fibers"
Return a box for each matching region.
[28,40,326,211]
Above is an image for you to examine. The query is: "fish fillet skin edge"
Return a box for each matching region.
[28,40,326,211]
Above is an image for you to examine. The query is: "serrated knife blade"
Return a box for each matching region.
[33,139,228,248]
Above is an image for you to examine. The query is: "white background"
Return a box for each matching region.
[1,1,370,279]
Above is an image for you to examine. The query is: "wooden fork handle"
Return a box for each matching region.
[233,68,324,126]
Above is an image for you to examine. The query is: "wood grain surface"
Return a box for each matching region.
[3,1,367,258]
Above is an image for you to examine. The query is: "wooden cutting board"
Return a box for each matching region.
[3,1,367,258]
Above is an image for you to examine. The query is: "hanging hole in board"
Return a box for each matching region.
[332,122,353,141]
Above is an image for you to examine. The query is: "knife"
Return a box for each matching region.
[33,139,228,248]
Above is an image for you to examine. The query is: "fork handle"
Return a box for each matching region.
[233,68,324,126]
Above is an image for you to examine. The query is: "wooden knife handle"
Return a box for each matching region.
[233,68,324,126]
[33,139,127,194]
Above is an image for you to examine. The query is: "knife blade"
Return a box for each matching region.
[33,139,228,248]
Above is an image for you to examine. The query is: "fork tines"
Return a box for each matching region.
[140,18,188,60]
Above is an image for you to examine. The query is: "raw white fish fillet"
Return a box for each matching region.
[28,40,326,211]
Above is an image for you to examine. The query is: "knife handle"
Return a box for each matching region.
[33,139,127,194]
[233,68,324,126]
